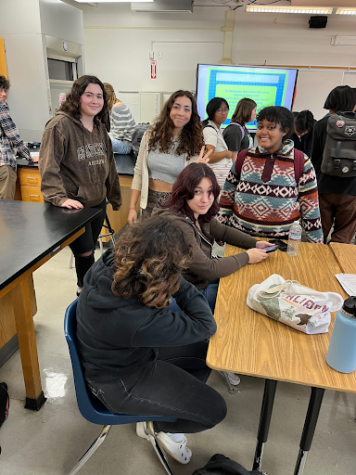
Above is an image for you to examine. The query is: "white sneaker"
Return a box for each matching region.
[136,422,192,464]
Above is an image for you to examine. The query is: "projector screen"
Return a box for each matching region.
[196,64,298,131]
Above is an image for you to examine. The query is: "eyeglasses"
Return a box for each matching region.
[217,108,229,114]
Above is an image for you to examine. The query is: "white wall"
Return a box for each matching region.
[82,4,356,120]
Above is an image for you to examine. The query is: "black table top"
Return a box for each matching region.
[0,200,102,291]
[17,152,136,176]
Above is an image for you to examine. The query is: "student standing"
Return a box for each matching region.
[128,90,208,223]
[0,75,37,200]
[223,98,257,161]
[311,85,356,243]
[219,106,323,243]
[39,75,122,294]
[291,110,315,158]
[202,97,233,187]
[103,83,135,154]
[76,216,227,465]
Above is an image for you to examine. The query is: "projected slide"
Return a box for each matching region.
[196,64,298,130]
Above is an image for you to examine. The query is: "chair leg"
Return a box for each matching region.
[110,235,116,249]
[220,371,235,394]
[98,237,104,256]
[68,425,112,475]
[146,422,174,475]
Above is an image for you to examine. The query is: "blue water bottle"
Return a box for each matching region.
[326,297,356,373]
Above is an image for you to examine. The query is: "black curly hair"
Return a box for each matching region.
[256,106,294,139]
[0,76,10,91]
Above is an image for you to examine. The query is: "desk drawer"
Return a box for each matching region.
[18,168,42,186]
[20,185,44,203]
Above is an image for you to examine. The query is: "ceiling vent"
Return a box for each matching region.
[131,0,194,13]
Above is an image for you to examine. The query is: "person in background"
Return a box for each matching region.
[76,216,227,465]
[128,90,209,223]
[156,162,273,386]
[223,98,257,161]
[311,85,356,244]
[291,110,316,158]
[103,83,136,154]
[202,97,233,187]
[39,75,122,295]
[219,106,323,243]
[0,75,37,200]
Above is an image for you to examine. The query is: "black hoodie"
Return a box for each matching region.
[76,250,216,384]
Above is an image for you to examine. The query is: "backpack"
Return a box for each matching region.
[192,454,265,475]
[130,122,150,154]
[0,382,10,455]
[234,148,305,183]
[321,112,356,177]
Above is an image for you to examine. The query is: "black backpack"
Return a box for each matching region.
[131,122,150,154]
[321,112,356,177]
[0,382,10,455]
[192,454,266,475]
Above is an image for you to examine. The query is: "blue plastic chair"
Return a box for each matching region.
[64,300,177,475]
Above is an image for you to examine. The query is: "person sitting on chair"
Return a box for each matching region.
[76,215,227,465]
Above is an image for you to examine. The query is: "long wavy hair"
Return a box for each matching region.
[163,163,220,224]
[60,75,109,126]
[231,98,257,126]
[148,90,204,159]
[112,216,192,309]
[103,82,118,110]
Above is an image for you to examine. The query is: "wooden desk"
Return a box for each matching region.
[207,243,351,475]
[0,201,101,410]
[329,242,356,274]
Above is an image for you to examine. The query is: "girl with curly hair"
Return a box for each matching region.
[128,90,210,223]
[76,215,227,465]
[39,75,122,294]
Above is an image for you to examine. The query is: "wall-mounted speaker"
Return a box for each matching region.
[309,16,328,29]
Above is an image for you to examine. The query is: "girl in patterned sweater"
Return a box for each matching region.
[218,106,323,243]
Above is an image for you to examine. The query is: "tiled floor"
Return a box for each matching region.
[0,247,355,475]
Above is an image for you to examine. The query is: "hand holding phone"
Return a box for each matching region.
[264,244,279,253]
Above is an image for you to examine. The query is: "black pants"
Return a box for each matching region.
[69,200,106,287]
[88,341,227,434]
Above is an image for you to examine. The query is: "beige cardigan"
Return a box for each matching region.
[131,131,199,209]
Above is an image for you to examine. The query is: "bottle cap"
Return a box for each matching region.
[343,297,356,317]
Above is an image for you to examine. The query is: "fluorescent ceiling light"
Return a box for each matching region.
[74,0,153,3]
[246,6,333,15]
[336,8,356,15]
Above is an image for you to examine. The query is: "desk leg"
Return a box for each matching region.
[294,387,324,475]
[11,278,46,410]
[253,379,277,471]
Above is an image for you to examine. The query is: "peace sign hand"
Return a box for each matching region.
[196,146,212,164]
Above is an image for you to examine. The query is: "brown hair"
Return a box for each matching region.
[0,76,10,91]
[60,75,109,126]
[103,82,118,111]
[148,90,204,159]
[163,163,220,224]
[231,98,257,126]
[112,216,192,308]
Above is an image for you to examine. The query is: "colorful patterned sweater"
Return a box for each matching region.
[218,140,323,243]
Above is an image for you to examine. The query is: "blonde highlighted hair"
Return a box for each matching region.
[104,83,119,110]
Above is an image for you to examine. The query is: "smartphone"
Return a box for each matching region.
[269,239,288,252]
[264,244,279,253]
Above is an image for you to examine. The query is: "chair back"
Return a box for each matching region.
[64,300,176,425]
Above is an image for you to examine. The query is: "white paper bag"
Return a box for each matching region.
[246,274,343,334]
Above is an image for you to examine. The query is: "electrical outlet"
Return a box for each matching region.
[149,51,154,60]
[158,51,162,59]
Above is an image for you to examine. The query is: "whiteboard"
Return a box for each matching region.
[293,69,356,121]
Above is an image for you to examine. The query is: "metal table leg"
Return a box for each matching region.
[253,379,278,472]
[294,387,325,475]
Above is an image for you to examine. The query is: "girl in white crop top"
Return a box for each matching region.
[128,90,210,223]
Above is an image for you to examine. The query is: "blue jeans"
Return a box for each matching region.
[110,137,132,154]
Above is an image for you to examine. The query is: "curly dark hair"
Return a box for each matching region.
[148,90,204,159]
[256,106,294,139]
[0,76,10,91]
[163,162,220,224]
[112,216,192,309]
[60,75,109,125]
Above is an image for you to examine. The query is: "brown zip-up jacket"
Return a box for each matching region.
[39,111,122,209]
[154,209,258,290]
